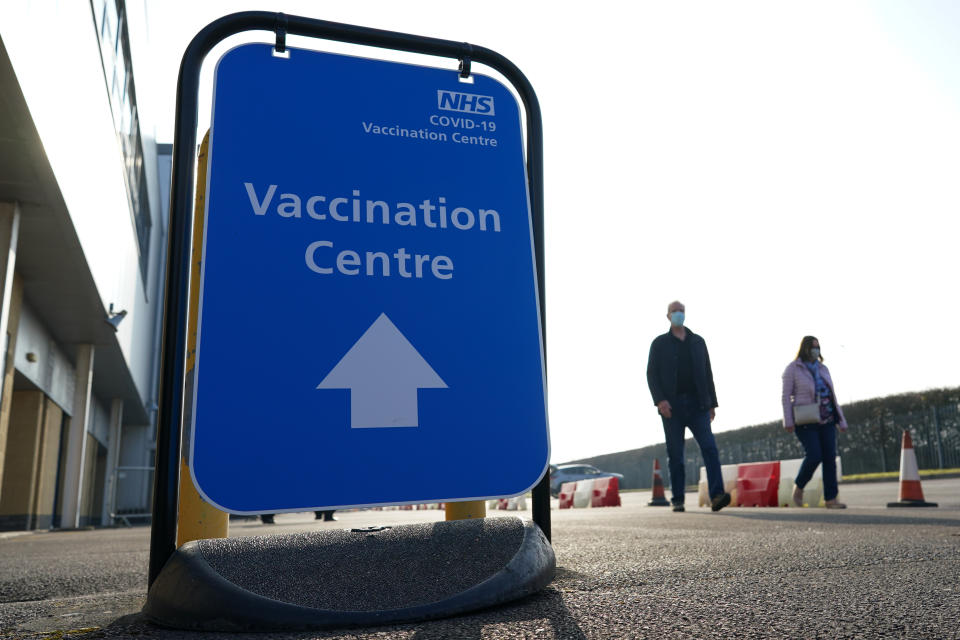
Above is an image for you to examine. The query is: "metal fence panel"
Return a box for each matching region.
[568,392,960,489]
[113,466,154,525]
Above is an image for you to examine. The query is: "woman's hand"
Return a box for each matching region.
[784,424,794,433]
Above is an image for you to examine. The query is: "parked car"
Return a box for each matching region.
[549,464,623,497]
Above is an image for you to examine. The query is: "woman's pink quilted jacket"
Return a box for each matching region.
[781,359,848,429]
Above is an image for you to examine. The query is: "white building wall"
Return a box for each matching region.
[0,1,162,406]
[89,396,110,447]
[12,303,76,415]
[126,0,168,411]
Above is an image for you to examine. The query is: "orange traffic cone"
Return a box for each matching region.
[648,458,670,506]
[887,430,938,508]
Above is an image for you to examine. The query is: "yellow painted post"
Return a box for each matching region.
[445,500,486,520]
[176,132,229,547]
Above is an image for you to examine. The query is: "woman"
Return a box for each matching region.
[782,336,848,509]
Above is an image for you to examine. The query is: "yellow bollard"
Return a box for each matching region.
[176,132,228,547]
[445,500,486,520]
[177,457,227,546]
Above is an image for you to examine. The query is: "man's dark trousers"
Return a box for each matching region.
[661,393,724,505]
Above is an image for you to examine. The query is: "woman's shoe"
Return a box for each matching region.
[792,485,804,507]
[825,499,847,509]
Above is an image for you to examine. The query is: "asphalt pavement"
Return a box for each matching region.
[1,479,958,639]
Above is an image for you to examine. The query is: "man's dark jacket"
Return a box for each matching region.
[646,327,718,411]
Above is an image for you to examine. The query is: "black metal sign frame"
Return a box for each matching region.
[150,11,549,586]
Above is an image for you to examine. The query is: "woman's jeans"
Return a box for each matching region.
[794,420,839,501]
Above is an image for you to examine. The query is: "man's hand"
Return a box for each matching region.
[784,425,794,433]
[657,400,672,419]
[709,408,715,422]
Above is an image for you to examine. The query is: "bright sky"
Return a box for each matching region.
[139,1,960,464]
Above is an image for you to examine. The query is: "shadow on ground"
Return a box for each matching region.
[74,580,586,640]
[711,510,960,527]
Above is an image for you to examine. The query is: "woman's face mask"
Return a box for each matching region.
[809,347,820,360]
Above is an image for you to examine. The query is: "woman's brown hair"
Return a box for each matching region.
[795,335,823,362]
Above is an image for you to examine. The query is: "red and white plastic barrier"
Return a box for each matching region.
[573,479,595,508]
[486,497,528,511]
[372,503,445,511]
[698,457,842,507]
[558,482,577,509]
[591,477,621,507]
[736,461,780,507]
[698,464,739,507]
[557,478,621,509]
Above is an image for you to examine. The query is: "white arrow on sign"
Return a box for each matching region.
[317,313,448,428]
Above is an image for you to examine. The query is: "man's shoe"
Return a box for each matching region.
[671,503,685,512]
[824,499,847,509]
[792,484,804,507]
[710,492,731,512]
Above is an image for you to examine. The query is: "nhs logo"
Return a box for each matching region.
[437,90,496,116]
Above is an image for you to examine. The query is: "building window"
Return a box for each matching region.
[90,0,152,283]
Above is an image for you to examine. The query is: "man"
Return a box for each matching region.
[646,301,730,512]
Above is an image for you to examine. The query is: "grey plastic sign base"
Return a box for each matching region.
[143,516,554,631]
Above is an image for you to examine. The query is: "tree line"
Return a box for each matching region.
[565,387,960,490]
